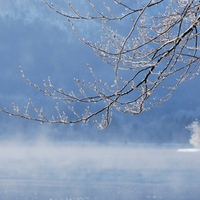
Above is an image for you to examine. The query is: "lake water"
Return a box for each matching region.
[0,142,199,200]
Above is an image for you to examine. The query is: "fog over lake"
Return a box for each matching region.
[1,1,200,199]
[0,139,199,200]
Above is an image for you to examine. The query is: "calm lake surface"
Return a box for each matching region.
[0,142,199,200]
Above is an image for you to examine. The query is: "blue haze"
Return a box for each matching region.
[0,1,199,143]
[0,2,200,200]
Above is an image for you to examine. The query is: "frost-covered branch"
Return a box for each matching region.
[1,0,200,129]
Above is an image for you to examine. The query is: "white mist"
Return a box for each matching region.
[187,120,200,149]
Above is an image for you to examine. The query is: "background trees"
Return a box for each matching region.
[1,0,200,129]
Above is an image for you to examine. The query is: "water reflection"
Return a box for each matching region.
[0,141,199,200]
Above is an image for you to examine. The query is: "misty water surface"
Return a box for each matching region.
[0,141,199,200]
